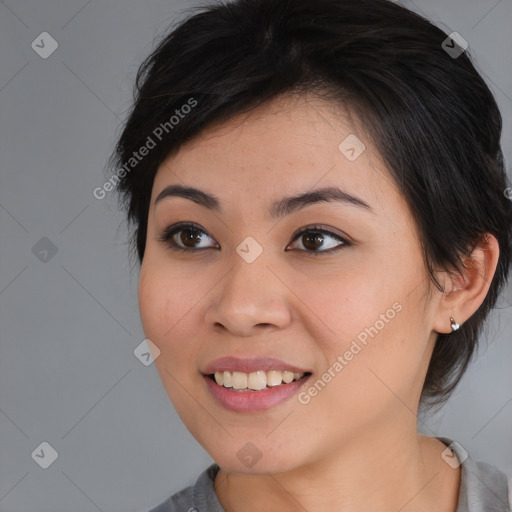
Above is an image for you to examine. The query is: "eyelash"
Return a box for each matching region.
[156,221,351,256]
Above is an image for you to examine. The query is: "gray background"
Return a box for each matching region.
[0,0,511,511]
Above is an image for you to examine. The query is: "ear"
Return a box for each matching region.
[433,233,500,334]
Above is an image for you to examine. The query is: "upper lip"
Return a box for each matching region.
[202,356,311,375]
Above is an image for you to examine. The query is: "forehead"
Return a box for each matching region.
[151,93,403,220]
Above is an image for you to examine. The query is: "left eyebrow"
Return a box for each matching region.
[154,184,374,218]
[269,186,374,218]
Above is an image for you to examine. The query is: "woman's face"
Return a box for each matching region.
[138,93,444,473]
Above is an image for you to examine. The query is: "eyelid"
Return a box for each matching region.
[286,224,349,255]
[289,224,348,244]
[156,221,218,250]
[157,221,351,254]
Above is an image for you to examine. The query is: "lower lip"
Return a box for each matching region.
[203,374,311,412]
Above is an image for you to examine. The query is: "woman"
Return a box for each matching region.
[110,0,512,510]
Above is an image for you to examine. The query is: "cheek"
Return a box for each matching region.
[316,297,427,422]
[138,266,165,344]
[138,263,201,407]
[294,260,426,408]
[138,261,192,352]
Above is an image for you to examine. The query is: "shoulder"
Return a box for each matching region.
[147,463,223,512]
[147,484,194,512]
[459,457,511,511]
[436,437,512,512]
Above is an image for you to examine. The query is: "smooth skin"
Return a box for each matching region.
[138,93,500,512]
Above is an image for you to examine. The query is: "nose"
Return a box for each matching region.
[204,252,292,337]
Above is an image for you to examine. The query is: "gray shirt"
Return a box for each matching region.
[148,437,511,512]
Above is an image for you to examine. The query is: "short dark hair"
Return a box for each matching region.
[110,0,512,408]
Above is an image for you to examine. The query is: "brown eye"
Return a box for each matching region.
[301,231,325,251]
[157,222,218,251]
[287,225,350,256]
[179,227,204,248]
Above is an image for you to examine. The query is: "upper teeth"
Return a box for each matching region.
[213,370,305,391]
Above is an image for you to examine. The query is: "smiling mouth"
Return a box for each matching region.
[208,370,312,391]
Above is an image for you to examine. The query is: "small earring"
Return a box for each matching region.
[450,317,460,331]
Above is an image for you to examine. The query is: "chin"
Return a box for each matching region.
[206,442,305,475]
[217,458,295,475]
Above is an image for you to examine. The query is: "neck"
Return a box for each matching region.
[214,425,460,512]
